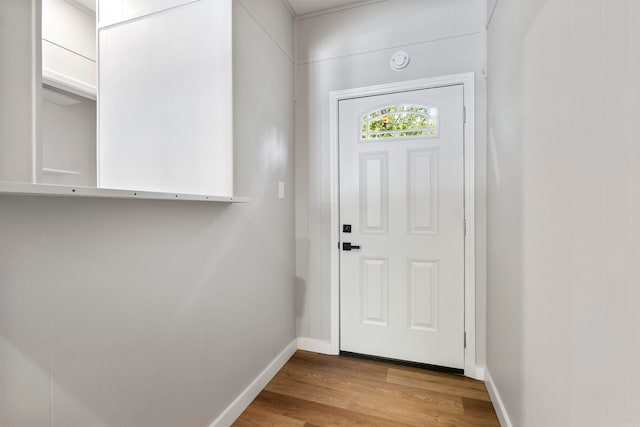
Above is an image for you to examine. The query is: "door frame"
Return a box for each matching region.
[328,73,478,379]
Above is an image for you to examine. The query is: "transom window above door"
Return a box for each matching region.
[360,104,439,141]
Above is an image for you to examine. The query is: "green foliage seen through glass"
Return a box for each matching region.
[361,105,438,140]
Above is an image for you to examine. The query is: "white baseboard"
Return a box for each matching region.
[209,339,297,427]
[296,337,334,354]
[484,369,513,427]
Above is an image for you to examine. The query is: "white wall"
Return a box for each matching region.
[42,0,96,97]
[487,0,640,425]
[0,1,295,426]
[41,88,97,187]
[43,0,95,60]
[295,0,488,367]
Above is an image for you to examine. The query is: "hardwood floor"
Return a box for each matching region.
[233,351,500,426]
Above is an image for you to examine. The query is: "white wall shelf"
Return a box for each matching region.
[0,182,253,203]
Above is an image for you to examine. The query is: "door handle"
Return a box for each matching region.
[342,242,361,251]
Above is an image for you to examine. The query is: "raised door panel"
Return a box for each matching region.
[359,152,388,234]
[408,259,438,332]
[407,149,438,235]
[360,258,389,326]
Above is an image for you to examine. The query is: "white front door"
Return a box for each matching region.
[339,84,465,369]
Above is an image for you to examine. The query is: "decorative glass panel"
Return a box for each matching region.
[361,105,439,141]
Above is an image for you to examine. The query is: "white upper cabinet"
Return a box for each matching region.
[1,0,235,198]
[97,0,233,196]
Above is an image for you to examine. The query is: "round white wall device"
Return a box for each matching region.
[390,50,410,71]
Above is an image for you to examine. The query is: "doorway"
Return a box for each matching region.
[339,84,464,369]
[328,74,478,377]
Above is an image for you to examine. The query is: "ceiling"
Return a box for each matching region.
[68,0,372,18]
[286,0,374,16]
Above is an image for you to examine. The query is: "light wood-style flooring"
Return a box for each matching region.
[233,351,500,426]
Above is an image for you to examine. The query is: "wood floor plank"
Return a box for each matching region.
[249,390,415,427]
[279,355,465,407]
[233,404,306,427]
[386,367,492,402]
[346,396,472,427]
[386,365,489,393]
[233,351,500,427]
[265,376,352,409]
[289,351,389,381]
[268,369,469,425]
[461,397,501,425]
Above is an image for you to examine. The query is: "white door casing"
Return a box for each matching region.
[328,74,477,378]
[339,85,465,369]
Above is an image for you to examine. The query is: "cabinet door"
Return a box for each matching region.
[98,0,233,195]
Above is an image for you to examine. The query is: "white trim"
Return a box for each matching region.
[461,75,478,379]
[297,337,335,354]
[32,0,42,184]
[329,88,341,355]
[474,366,486,381]
[209,339,297,427]
[485,369,513,427]
[96,0,101,188]
[328,73,477,376]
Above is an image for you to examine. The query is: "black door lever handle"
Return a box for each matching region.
[342,243,361,251]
